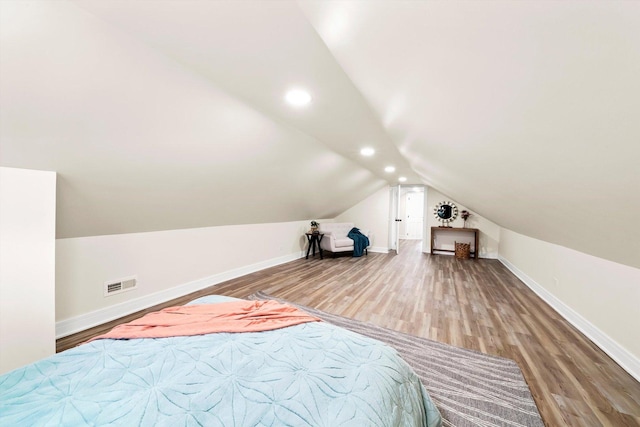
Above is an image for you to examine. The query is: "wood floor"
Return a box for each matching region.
[58,240,640,426]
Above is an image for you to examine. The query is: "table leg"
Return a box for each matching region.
[305,235,312,259]
[306,234,324,260]
[317,234,323,259]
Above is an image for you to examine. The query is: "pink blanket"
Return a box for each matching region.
[88,299,321,341]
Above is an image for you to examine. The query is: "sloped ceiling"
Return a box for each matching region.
[1,1,639,269]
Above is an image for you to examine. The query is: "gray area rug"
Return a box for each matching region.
[250,291,545,427]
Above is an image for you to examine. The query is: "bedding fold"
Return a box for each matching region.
[89,299,321,341]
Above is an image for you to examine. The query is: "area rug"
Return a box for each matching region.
[250,291,545,427]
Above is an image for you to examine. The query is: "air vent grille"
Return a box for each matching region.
[104,276,137,297]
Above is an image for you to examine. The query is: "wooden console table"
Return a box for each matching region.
[430,227,479,259]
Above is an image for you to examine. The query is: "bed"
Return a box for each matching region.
[0,295,442,427]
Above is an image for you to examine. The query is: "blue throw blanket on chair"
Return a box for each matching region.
[347,227,370,257]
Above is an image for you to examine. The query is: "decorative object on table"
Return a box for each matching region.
[434,201,458,227]
[310,220,319,234]
[460,210,472,228]
[455,241,471,259]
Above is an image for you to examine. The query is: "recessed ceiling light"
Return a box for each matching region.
[285,89,311,106]
[360,147,375,156]
[398,176,407,182]
[384,166,395,173]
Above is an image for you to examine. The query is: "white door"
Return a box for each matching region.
[389,185,402,254]
[405,191,424,239]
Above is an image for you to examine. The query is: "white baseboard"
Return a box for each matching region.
[56,251,305,338]
[480,251,499,259]
[499,256,640,383]
[369,246,389,254]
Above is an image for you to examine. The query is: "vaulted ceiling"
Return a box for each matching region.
[1,1,639,269]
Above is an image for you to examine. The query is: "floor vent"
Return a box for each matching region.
[104,276,137,297]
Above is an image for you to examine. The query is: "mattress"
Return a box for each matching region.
[0,295,442,426]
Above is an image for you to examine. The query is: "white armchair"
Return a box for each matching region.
[318,222,370,256]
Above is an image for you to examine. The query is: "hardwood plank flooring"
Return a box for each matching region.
[57,240,640,426]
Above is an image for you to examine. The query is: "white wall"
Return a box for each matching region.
[55,220,321,337]
[499,228,640,381]
[426,187,500,258]
[334,186,390,253]
[0,167,56,374]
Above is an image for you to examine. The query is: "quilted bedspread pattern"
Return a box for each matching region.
[0,299,441,427]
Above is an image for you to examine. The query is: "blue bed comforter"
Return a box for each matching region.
[0,296,441,427]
